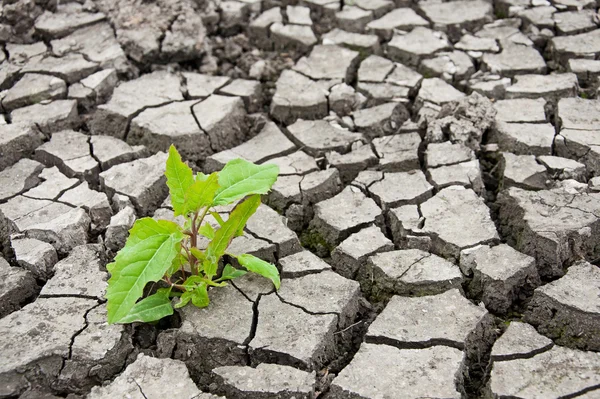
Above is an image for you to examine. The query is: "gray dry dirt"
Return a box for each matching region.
[1,0,600,398]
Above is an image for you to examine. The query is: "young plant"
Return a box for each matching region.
[106,145,280,324]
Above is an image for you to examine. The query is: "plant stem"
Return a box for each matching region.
[162,277,186,291]
[189,210,200,275]
[197,205,210,227]
[186,206,210,277]
[180,244,191,279]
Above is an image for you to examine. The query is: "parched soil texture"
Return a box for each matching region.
[1,0,600,398]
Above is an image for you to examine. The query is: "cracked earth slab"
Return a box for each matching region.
[524,261,600,351]
[490,345,600,399]
[460,244,541,315]
[211,363,315,399]
[418,186,500,260]
[88,354,211,399]
[357,249,463,301]
[0,297,98,397]
[365,289,491,350]
[329,343,464,399]
[497,185,600,278]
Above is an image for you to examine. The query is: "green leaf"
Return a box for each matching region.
[182,172,219,215]
[115,288,174,324]
[196,172,208,182]
[175,291,192,308]
[190,247,205,263]
[205,195,261,277]
[167,253,186,276]
[190,283,210,307]
[185,274,227,287]
[210,211,225,227]
[203,279,227,287]
[233,253,280,289]
[106,218,184,324]
[165,145,195,216]
[199,222,215,239]
[203,258,218,279]
[182,275,204,289]
[216,264,247,282]
[175,283,209,309]
[213,159,279,206]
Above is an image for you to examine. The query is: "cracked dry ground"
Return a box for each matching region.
[2,0,600,398]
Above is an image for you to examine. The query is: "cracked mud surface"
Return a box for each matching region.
[1,0,600,398]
